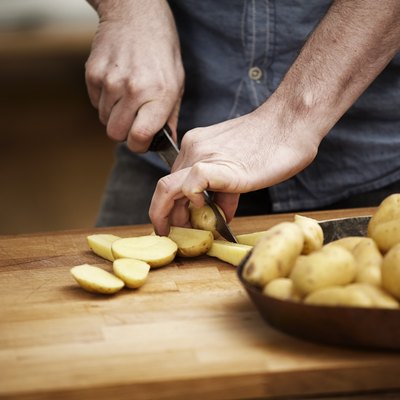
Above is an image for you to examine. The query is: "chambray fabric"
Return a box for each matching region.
[96,0,400,226]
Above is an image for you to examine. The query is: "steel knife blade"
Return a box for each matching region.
[149,125,238,243]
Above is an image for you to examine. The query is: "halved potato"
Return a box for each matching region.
[87,234,121,261]
[167,226,213,257]
[113,258,150,289]
[236,230,269,246]
[112,235,177,268]
[207,240,252,266]
[70,264,124,294]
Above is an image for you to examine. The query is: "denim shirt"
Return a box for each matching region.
[146,0,400,212]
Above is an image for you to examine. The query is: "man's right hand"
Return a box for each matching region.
[85,0,184,152]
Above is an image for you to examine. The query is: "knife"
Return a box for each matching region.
[149,125,238,243]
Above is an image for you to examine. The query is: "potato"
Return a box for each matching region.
[207,240,252,267]
[236,230,269,246]
[368,193,400,252]
[113,258,150,289]
[168,226,213,257]
[290,244,356,296]
[352,238,382,286]
[189,203,226,239]
[70,264,124,294]
[325,236,365,252]
[294,214,324,254]
[242,222,304,287]
[112,235,177,268]
[263,278,301,301]
[304,286,372,307]
[347,283,398,309]
[381,243,400,300]
[87,234,121,261]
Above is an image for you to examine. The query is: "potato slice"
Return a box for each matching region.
[294,214,324,254]
[87,234,121,261]
[207,240,252,267]
[113,258,150,289]
[112,235,177,268]
[189,203,226,239]
[167,226,213,257]
[70,264,124,294]
[236,231,269,246]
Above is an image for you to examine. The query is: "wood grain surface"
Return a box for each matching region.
[1,208,400,400]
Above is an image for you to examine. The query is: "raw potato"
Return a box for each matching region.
[325,236,365,252]
[113,258,150,289]
[352,238,382,286]
[381,243,400,300]
[207,240,252,267]
[112,235,177,268]
[290,244,356,296]
[189,203,226,239]
[237,230,269,246]
[368,193,400,252]
[168,226,213,257]
[242,222,304,287]
[304,286,372,307]
[348,283,398,309]
[263,278,301,301]
[70,264,124,294]
[87,234,121,261]
[294,214,324,254]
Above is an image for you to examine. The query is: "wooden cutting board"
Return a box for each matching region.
[1,208,400,400]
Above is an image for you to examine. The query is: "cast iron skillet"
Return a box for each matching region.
[237,216,400,350]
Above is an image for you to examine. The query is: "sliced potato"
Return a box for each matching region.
[87,234,121,261]
[189,203,226,239]
[290,244,356,296]
[70,264,124,294]
[168,226,213,257]
[263,278,301,301]
[242,222,304,287]
[112,235,177,268]
[236,230,269,246]
[294,214,324,254]
[207,240,252,267]
[113,258,150,289]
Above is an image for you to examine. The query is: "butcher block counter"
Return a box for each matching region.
[1,208,400,400]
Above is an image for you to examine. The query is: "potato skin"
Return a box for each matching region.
[263,278,301,301]
[242,222,304,287]
[189,203,226,239]
[294,214,324,254]
[381,243,400,300]
[290,244,356,296]
[305,286,372,307]
[368,193,400,252]
[352,238,382,286]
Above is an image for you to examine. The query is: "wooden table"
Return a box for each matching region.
[1,208,400,400]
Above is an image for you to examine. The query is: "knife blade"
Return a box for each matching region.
[149,125,238,243]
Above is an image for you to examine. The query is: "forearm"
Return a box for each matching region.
[268,0,400,143]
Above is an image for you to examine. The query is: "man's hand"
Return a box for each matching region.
[85,0,184,151]
[149,0,400,236]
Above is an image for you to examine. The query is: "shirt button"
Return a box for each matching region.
[248,66,263,81]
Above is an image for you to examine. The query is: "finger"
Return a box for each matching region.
[85,60,104,109]
[98,84,124,126]
[213,192,240,223]
[106,95,139,142]
[167,97,182,144]
[169,197,191,228]
[181,162,243,205]
[127,100,174,153]
[149,168,191,236]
